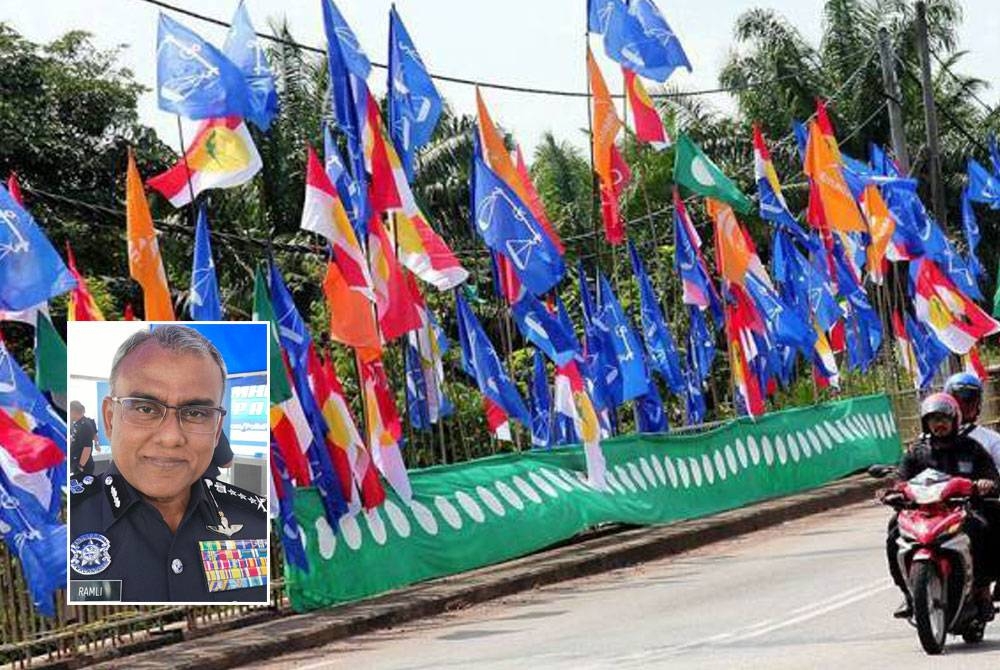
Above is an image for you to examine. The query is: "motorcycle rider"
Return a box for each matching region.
[885,393,1000,620]
[944,372,1000,602]
[945,372,1000,469]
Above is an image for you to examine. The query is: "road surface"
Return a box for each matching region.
[246,501,1000,669]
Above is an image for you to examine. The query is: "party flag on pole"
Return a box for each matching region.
[189,206,223,321]
[125,151,174,320]
[623,67,670,149]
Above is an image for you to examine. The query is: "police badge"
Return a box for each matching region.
[70,533,112,576]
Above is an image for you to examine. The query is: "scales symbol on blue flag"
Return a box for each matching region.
[477,187,543,272]
[0,209,29,261]
[157,34,222,104]
[335,27,367,64]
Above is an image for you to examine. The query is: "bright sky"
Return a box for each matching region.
[4,0,999,158]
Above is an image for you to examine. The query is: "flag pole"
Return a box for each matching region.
[174,115,199,224]
[584,32,601,275]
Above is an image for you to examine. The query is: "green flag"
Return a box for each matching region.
[253,264,292,404]
[993,263,1000,318]
[673,131,752,213]
[34,312,66,395]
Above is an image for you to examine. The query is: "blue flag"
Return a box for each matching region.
[529,350,552,448]
[472,154,565,295]
[588,0,617,33]
[687,305,715,381]
[456,295,531,426]
[577,271,618,413]
[267,262,348,523]
[512,292,579,366]
[0,186,76,311]
[683,363,706,425]
[270,437,309,572]
[223,1,279,131]
[990,134,1000,178]
[792,119,809,162]
[673,202,722,323]
[404,338,431,431]
[807,242,843,333]
[602,0,692,82]
[388,7,443,179]
[831,242,881,372]
[771,227,811,319]
[629,242,684,393]
[906,313,949,390]
[156,13,250,120]
[190,206,223,321]
[597,273,649,404]
[961,187,985,281]
[636,376,668,433]
[0,470,66,616]
[869,143,901,178]
[745,273,815,354]
[0,339,66,454]
[322,0,369,240]
[966,158,1000,208]
[323,125,363,232]
[918,212,983,301]
[839,152,870,200]
[881,181,926,258]
[321,0,371,81]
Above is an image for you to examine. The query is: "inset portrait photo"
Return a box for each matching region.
[66,321,269,605]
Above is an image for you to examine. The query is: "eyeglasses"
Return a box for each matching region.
[111,396,226,434]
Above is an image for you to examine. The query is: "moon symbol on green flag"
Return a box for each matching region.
[692,157,716,187]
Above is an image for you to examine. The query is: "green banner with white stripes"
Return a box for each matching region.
[285,394,901,612]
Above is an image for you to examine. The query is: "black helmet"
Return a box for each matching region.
[920,392,962,436]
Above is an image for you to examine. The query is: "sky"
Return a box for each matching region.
[4,0,999,158]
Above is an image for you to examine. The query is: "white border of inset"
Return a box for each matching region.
[65,320,271,606]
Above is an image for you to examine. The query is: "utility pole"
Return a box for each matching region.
[914,1,948,228]
[876,27,910,174]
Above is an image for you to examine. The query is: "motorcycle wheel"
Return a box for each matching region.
[912,562,948,655]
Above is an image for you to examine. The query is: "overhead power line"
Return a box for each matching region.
[134,0,814,101]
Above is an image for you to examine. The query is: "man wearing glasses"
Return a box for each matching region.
[69,325,267,603]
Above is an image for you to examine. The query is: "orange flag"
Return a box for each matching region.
[587,48,623,187]
[707,198,752,286]
[803,120,866,232]
[125,150,175,320]
[475,89,529,200]
[321,260,381,361]
[860,184,895,284]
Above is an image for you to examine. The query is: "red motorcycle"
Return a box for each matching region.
[872,465,995,654]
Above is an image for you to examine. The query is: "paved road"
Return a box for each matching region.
[245,502,1000,669]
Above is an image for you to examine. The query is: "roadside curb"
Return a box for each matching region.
[88,473,883,670]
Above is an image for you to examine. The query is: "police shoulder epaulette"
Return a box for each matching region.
[203,478,267,514]
[69,474,103,503]
[102,473,135,518]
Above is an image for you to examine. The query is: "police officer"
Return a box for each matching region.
[69,400,98,476]
[69,325,267,603]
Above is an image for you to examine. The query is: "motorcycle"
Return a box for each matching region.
[870,465,996,654]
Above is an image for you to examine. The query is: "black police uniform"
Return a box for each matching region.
[69,463,268,602]
[70,416,98,476]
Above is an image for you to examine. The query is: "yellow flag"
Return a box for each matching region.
[804,120,866,232]
[587,48,622,186]
[126,150,175,320]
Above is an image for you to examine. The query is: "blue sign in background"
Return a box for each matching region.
[225,374,268,457]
